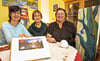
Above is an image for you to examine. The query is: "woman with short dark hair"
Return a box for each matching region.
[0,6,31,47]
[47,8,76,47]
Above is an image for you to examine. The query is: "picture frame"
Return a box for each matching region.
[2,0,38,9]
[20,8,29,26]
[53,3,59,13]
[10,36,51,61]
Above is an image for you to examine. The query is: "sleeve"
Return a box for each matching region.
[69,22,76,41]
[72,23,76,47]
[43,24,48,35]
[47,23,53,35]
[72,24,76,41]
[0,31,7,45]
[1,23,12,45]
[28,25,33,34]
[21,24,31,36]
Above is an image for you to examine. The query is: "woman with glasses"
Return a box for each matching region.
[0,6,31,47]
[47,8,76,48]
[28,10,47,36]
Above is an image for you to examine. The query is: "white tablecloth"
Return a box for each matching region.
[0,43,78,61]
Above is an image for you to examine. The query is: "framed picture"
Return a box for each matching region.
[20,8,29,26]
[10,36,51,61]
[2,0,38,9]
[53,3,59,13]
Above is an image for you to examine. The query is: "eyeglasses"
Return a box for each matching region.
[34,15,41,17]
[11,12,21,15]
[57,13,65,15]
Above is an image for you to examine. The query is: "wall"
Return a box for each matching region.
[28,0,41,25]
[49,0,65,23]
[0,0,9,27]
[0,0,65,26]
[0,0,41,27]
[41,0,49,23]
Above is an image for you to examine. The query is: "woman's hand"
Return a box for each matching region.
[48,38,56,43]
[19,33,29,38]
[47,33,52,37]
[46,33,56,43]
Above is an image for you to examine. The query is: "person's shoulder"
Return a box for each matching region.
[29,22,35,27]
[49,22,56,25]
[18,23,23,26]
[41,22,46,25]
[65,21,76,29]
[65,21,72,24]
[2,22,8,25]
[65,21,74,25]
[41,22,47,26]
[2,22,9,27]
[18,23,25,28]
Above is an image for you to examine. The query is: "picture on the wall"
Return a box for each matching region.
[20,8,29,26]
[2,0,38,9]
[53,3,59,13]
[2,0,27,8]
[27,0,38,9]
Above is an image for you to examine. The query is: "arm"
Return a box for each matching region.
[72,24,76,47]
[72,24,77,41]
[19,33,30,38]
[20,24,31,37]
[0,31,7,45]
[43,23,48,35]
[28,25,33,34]
[46,23,56,43]
[1,23,12,45]
[68,22,76,47]
[46,33,56,43]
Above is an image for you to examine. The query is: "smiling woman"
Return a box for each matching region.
[28,10,47,36]
[47,8,76,48]
[0,6,31,47]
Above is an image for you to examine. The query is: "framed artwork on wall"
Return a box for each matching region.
[53,3,59,13]
[2,0,38,9]
[20,8,29,26]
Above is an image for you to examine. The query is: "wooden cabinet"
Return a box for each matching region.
[64,0,84,27]
[65,1,79,27]
[64,0,100,27]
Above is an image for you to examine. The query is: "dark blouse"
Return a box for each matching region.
[28,21,47,36]
[47,21,76,47]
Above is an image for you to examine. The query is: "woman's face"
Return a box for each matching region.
[34,12,41,23]
[56,10,65,22]
[10,10,21,22]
